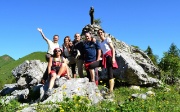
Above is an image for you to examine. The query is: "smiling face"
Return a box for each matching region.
[53,35,59,43]
[64,36,71,45]
[53,48,62,57]
[74,33,81,41]
[85,32,92,41]
[97,29,105,40]
[64,38,69,44]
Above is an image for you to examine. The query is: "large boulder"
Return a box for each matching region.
[11,60,47,89]
[40,77,103,104]
[81,24,161,86]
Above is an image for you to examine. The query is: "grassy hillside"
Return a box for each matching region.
[0,51,46,89]
[0,55,15,68]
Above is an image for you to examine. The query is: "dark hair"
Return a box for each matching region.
[53,35,59,38]
[52,48,63,57]
[85,31,92,36]
[64,36,71,43]
[98,29,105,33]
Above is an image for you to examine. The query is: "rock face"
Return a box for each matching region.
[40,77,103,104]
[81,24,161,86]
[11,60,47,89]
[0,60,103,105]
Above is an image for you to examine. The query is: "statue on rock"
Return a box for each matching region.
[89,6,94,25]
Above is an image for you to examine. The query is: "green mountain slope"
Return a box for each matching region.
[0,55,15,68]
[0,51,47,89]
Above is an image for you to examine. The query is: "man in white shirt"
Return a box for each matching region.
[37,28,60,61]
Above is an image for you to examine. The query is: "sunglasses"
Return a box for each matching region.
[55,50,61,53]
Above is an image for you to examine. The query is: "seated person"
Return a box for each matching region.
[45,48,71,96]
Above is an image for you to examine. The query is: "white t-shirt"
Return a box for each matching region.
[46,38,59,55]
[100,37,112,55]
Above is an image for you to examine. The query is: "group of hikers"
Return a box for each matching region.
[37,28,118,98]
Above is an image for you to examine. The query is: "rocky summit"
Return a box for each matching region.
[0,24,162,111]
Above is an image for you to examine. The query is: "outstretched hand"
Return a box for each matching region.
[37,28,42,32]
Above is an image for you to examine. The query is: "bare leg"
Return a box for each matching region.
[109,78,114,93]
[48,73,56,89]
[89,69,95,82]
[65,64,71,79]
[57,63,66,77]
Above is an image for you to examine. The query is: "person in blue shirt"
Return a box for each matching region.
[83,32,101,84]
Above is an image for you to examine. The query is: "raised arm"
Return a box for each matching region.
[37,28,48,42]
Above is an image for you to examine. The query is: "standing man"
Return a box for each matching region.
[83,32,101,84]
[37,28,60,83]
[72,33,84,78]
[37,28,60,61]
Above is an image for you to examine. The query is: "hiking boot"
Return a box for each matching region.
[104,92,114,99]
[45,89,52,97]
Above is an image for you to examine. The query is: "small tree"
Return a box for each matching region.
[94,19,102,25]
[145,46,158,66]
[168,43,180,57]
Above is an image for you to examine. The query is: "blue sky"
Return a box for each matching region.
[0,0,180,60]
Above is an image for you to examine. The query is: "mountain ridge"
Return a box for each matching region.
[0,54,15,68]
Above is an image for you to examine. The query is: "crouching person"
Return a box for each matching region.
[45,48,71,96]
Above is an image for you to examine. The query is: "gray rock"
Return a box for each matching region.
[0,83,17,96]
[146,91,155,96]
[12,60,47,88]
[40,77,103,104]
[11,88,29,100]
[132,93,147,100]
